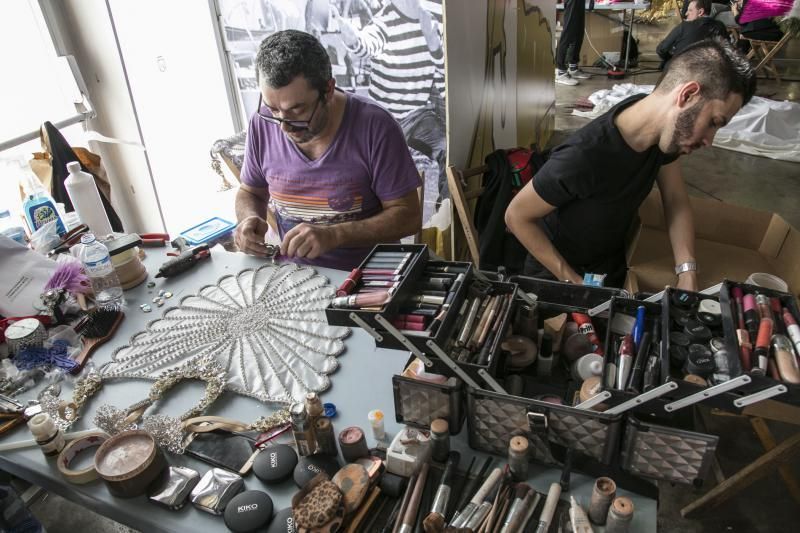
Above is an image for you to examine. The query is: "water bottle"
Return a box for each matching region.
[0,209,27,245]
[79,233,123,307]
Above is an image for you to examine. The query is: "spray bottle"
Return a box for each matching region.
[18,158,65,235]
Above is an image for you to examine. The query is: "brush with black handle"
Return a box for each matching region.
[71,307,124,373]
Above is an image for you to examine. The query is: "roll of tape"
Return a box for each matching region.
[58,433,108,484]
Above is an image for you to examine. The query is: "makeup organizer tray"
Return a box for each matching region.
[325,243,429,331]
[659,287,761,413]
[600,298,675,416]
[719,280,800,406]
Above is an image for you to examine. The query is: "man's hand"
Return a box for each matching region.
[281,223,339,260]
[235,216,270,257]
[676,271,698,292]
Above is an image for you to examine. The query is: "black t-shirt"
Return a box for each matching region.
[532,94,679,274]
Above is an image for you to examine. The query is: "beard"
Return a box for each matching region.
[666,102,703,155]
[286,105,327,145]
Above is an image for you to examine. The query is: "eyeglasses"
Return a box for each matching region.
[256,94,321,130]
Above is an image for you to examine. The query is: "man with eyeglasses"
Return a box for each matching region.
[235,30,422,269]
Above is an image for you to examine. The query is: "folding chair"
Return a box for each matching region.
[742,33,792,82]
[446,163,489,267]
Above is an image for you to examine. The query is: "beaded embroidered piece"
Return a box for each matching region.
[104,263,350,401]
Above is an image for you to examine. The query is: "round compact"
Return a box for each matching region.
[709,337,727,354]
[685,344,715,377]
[672,311,691,328]
[684,320,712,343]
[94,430,167,498]
[669,344,689,369]
[265,507,295,533]
[224,490,274,532]
[669,331,691,347]
[696,311,721,327]
[253,444,298,484]
[294,454,341,488]
[698,298,722,317]
[671,291,697,310]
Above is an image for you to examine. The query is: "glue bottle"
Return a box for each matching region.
[64,161,113,238]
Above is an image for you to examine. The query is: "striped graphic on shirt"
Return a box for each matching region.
[348,0,444,119]
[270,190,364,224]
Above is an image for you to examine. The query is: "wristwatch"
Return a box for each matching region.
[675,262,698,276]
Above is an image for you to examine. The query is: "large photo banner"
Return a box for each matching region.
[220,0,446,223]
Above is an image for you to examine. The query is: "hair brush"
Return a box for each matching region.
[71,307,124,373]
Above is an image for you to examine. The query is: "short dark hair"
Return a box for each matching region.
[655,38,756,106]
[256,30,332,95]
[692,0,712,15]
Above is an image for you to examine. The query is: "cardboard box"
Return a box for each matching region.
[625,190,800,296]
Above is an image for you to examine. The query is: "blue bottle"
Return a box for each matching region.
[19,162,65,235]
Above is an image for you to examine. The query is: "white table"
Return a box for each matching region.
[0,248,657,532]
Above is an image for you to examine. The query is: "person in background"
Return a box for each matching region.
[732,0,784,47]
[234,30,421,270]
[334,0,449,203]
[555,0,590,86]
[658,0,728,68]
[505,39,755,289]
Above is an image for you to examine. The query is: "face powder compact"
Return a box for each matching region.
[94,430,167,498]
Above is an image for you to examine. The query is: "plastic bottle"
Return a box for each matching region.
[18,160,66,235]
[0,209,27,245]
[78,233,123,307]
[65,161,113,237]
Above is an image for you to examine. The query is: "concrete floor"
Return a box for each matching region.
[5,14,799,533]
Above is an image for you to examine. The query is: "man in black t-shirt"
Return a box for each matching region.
[657,0,728,69]
[505,39,755,289]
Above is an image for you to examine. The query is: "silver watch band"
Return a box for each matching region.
[675,261,698,275]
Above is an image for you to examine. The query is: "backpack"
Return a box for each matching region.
[473,147,547,274]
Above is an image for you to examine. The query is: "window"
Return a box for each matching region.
[0,0,90,152]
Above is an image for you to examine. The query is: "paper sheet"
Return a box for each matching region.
[0,235,57,317]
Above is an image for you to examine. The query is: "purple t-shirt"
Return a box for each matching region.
[240,91,420,270]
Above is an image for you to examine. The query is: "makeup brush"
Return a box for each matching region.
[451,456,492,524]
[450,467,502,529]
[423,451,460,532]
[499,484,531,533]
[70,307,124,373]
[398,463,429,533]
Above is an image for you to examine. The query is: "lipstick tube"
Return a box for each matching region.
[756,294,772,321]
[737,329,753,372]
[731,287,746,329]
[616,334,634,389]
[781,308,800,360]
[336,268,362,297]
[331,290,390,309]
[743,294,760,342]
[772,334,800,384]
[771,297,786,335]
[752,318,773,375]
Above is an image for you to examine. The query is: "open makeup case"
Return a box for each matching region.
[326,246,766,494]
